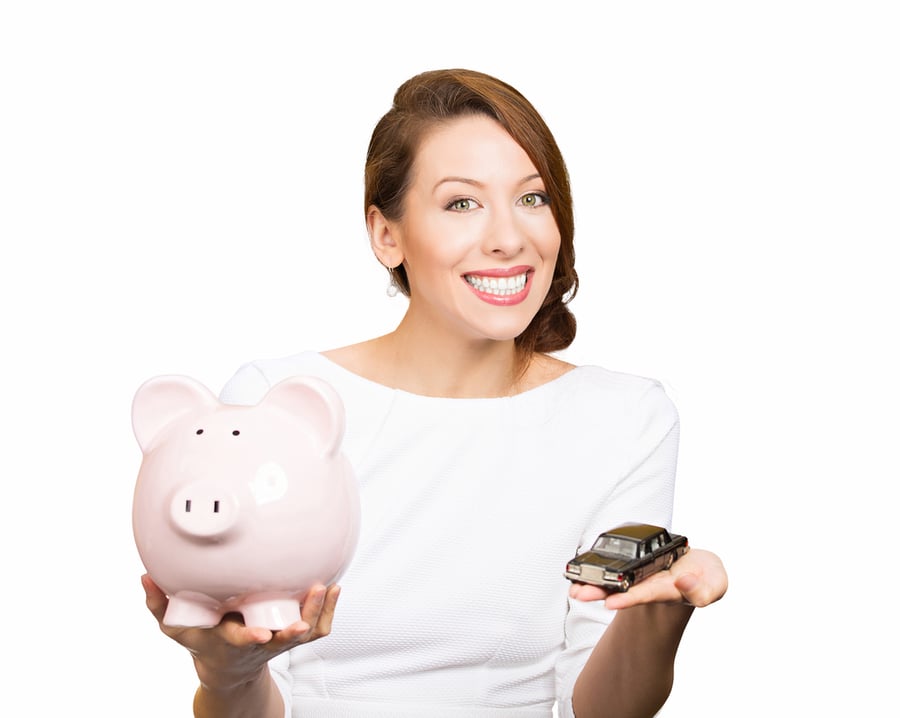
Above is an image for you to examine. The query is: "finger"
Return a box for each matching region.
[671,548,728,607]
[313,585,341,637]
[568,582,610,602]
[298,585,327,637]
[602,572,682,610]
[271,618,314,647]
[675,571,727,608]
[216,614,277,646]
[141,574,169,623]
[673,573,702,606]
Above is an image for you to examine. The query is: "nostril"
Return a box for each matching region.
[170,486,237,538]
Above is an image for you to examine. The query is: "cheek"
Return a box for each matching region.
[548,233,562,259]
[523,212,561,256]
[540,224,562,261]
[405,219,470,267]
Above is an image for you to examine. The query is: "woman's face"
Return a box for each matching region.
[384,114,561,345]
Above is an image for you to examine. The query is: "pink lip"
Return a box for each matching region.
[462,266,534,306]
[465,265,532,278]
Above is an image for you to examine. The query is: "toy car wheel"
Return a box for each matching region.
[621,576,632,591]
[664,553,674,570]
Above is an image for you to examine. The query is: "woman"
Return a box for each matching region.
[142,68,727,718]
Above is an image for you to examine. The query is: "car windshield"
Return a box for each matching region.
[592,535,638,560]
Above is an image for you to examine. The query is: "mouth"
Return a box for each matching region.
[463,271,529,297]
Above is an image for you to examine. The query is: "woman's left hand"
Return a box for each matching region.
[568,547,728,610]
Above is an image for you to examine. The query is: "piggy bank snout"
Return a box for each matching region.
[169,481,239,539]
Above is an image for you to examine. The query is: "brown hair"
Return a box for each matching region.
[364,68,578,356]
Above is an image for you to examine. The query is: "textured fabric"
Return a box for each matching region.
[219,351,679,718]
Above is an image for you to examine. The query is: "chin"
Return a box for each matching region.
[470,320,534,344]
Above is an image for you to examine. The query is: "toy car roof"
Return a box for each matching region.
[601,523,667,541]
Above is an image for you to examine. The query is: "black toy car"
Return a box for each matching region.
[564,523,689,592]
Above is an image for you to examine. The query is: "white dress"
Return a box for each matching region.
[219,351,679,718]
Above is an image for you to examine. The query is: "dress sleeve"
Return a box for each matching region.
[218,361,272,406]
[555,381,681,716]
[268,651,293,718]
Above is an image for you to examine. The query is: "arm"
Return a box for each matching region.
[142,575,341,718]
[569,549,727,718]
[193,667,285,718]
[557,377,725,716]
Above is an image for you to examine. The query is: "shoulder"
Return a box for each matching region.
[218,351,327,404]
[543,360,679,436]
[544,355,670,402]
[529,354,668,400]
[521,352,574,391]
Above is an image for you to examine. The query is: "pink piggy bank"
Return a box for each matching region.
[132,374,360,630]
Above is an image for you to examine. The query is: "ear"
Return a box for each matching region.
[262,376,346,457]
[132,375,219,452]
[367,205,404,269]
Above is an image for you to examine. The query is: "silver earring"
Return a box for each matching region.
[386,267,400,297]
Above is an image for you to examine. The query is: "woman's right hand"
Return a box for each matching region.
[141,574,341,693]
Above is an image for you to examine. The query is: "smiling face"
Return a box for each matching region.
[371,114,561,346]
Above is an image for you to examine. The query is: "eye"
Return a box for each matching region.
[520,192,549,208]
[195,429,204,435]
[232,430,240,436]
[446,197,480,212]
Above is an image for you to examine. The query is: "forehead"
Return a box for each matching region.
[411,114,539,182]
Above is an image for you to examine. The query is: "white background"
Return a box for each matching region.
[2,2,897,715]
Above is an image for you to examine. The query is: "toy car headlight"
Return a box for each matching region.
[567,564,581,575]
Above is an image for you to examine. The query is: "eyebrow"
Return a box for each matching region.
[433,173,543,193]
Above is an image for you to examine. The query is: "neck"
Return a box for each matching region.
[367,320,523,398]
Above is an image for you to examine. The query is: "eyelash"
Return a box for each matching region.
[446,197,478,211]
[520,192,550,207]
[445,192,550,212]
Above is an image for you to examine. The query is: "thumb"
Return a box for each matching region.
[141,574,169,622]
[674,572,701,606]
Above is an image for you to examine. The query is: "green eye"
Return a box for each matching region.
[450,198,472,211]
[521,192,548,207]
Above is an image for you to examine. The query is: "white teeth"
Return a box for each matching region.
[465,272,527,296]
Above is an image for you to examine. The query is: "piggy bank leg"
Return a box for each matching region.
[164,591,226,628]
[239,594,302,630]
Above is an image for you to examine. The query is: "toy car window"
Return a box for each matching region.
[592,536,638,560]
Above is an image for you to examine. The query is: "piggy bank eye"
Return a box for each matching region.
[232,430,240,436]
[195,429,204,435]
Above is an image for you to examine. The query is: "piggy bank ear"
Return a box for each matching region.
[132,375,219,452]
[263,376,346,457]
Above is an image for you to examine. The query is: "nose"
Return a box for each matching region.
[482,206,525,257]
[169,481,239,539]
